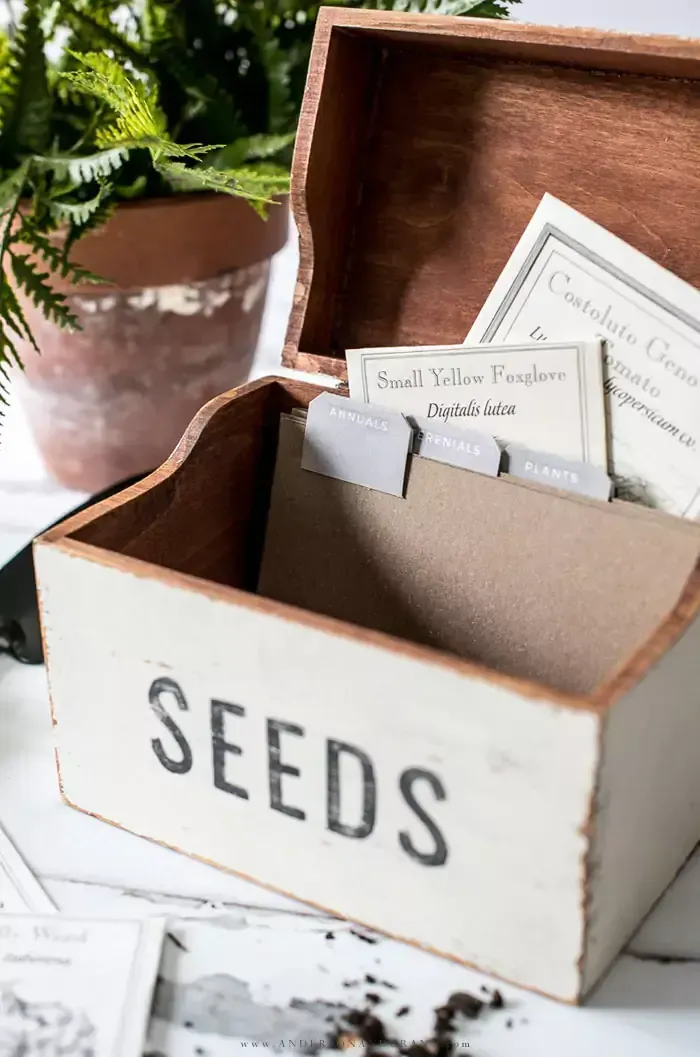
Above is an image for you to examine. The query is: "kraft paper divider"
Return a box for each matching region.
[257,414,700,696]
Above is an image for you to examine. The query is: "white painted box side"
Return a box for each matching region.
[582,615,700,994]
[36,543,600,1001]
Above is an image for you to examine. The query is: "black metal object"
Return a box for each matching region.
[0,473,150,665]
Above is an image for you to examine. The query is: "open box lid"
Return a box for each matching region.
[282,8,700,380]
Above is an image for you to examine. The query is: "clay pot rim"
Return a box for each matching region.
[21,189,291,294]
[19,188,289,223]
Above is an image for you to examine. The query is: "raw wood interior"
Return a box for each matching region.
[67,381,326,591]
[66,379,700,699]
[284,18,700,377]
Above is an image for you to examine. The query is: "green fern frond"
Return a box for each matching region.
[34,145,129,184]
[0,160,33,406]
[52,2,149,71]
[0,167,28,212]
[62,53,283,210]
[14,212,107,287]
[159,159,288,213]
[459,0,520,15]
[213,132,295,170]
[20,229,63,274]
[0,31,14,116]
[0,0,52,161]
[225,163,291,201]
[11,252,80,331]
[63,53,220,164]
[62,51,167,143]
[243,133,296,161]
[0,324,24,406]
[49,183,113,227]
[2,277,39,354]
[61,198,115,266]
[97,133,216,161]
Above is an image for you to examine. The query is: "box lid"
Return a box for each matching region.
[282,8,700,380]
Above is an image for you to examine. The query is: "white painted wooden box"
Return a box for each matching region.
[34,12,700,1004]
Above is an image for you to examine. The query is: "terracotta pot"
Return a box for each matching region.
[15,192,289,493]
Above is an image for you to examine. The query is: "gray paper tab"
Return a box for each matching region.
[409,417,502,477]
[302,393,412,496]
[505,445,613,501]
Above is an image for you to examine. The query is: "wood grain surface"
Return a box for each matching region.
[283,9,700,377]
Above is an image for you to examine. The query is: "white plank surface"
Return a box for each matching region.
[3,650,700,1057]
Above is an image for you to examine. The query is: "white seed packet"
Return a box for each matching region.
[0,915,166,1057]
[467,193,700,516]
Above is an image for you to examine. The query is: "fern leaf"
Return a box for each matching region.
[113,174,148,200]
[226,164,291,201]
[11,252,79,331]
[15,208,108,285]
[62,51,167,143]
[50,183,113,227]
[96,133,216,161]
[36,232,106,285]
[60,52,289,212]
[0,167,28,212]
[33,146,129,184]
[159,159,289,212]
[243,133,296,161]
[0,30,14,120]
[61,199,115,264]
[0,325,24,403]
[16,228,62,274]
[0,160,33,407]
[52,3,149,72]
[213,133,295,171]
[0,0,52,160]
[157,159,254,196]
[459,0,520,15]
[62,53,222,167]
[2,277,39,355]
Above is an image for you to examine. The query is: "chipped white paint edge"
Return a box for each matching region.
[582,614,700,994]
[35,541,599,1002]
[73,262,270,319]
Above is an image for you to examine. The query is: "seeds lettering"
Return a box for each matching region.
[148,677,448,868]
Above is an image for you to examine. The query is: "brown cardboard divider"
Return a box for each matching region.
[258,415,700,696]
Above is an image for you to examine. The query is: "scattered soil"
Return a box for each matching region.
[446,992,484,1020]
[327,984,510,1055]
[364,973,397,990]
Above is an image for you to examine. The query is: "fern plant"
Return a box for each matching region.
[0,0,520,406]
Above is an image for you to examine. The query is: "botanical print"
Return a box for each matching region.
[0,917,164,1057]
[0,988,96,1057]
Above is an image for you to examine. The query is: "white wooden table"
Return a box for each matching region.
[2,235,700,1056]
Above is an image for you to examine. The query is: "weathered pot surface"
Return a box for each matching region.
[16,192,289,493]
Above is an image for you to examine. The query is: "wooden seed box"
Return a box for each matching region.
[35,10,700,1004]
